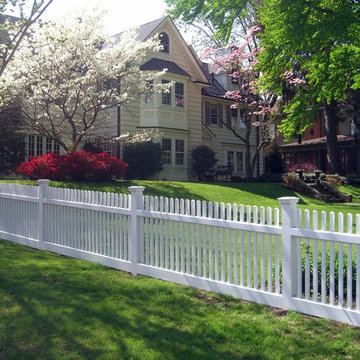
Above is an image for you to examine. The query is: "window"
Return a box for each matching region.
[175,82,184,108]
[159,32,169,53]
[162,80,171,105]
[236,152,244,173]
[162,138,185,166]
[227,151,234,171]
[28,135,35,157]
[205,102,223,126]
[162,138,172,164]
[36,136,43,156]
[175,139,184,165]
[210,104,220,125]
[26,135,60,160]
[144,80,153,105]
[227,150,244,174]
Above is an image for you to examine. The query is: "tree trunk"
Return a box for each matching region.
[324,100,342,174]
[244,126,253,179]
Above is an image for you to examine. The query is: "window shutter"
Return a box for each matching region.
[205,102,210,125]
[226,106,231,127]
[218,105,223,127]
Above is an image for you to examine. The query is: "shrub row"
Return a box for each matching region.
[16,151,127,181]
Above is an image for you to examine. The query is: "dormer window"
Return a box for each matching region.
[159,32,169,53]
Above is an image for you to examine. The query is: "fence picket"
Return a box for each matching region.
[347,213,353,309]
[240,205,245,287]
[313,210,319,302]
[234,204,239,285]
[209,201,214,280]
[357,215,360,311]
[267,207,273,292]
[214,202,219,281]
[321,211,327,303]
[203,201,208,278]
[304,210,310,300]
[338,213,344,307]
[246,205,252,287]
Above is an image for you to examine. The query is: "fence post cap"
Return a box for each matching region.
[128,186,145,192]
[277,197,299,205]
[37,179,50,185]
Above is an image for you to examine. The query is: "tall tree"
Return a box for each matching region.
[1,11,170,153]
[258,0,360,174]
[166,0,260,49]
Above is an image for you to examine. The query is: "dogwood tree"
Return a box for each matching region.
[2,11,169,153]
[202,26,274,179]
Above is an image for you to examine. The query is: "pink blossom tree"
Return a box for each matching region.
[202,26,275,179]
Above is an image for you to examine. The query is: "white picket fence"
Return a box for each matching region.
[0,180,359,326]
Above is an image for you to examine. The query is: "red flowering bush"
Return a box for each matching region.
[285,162,317,173]
[16,151,127,181]
[16,153,66,180]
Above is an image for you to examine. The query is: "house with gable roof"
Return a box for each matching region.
[113,16,264,180]
[23,16,264,181]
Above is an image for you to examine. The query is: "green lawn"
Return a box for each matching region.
[1,239,360,360]
[3,179,360,220]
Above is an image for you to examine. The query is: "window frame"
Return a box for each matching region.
[175,139,185,166]
[175,82,184,108]
[161,80,171,106]
[162,138,172,165]
[26,135,60,160]
[210,104,219,125]
[161,138,186,167]
[159,32,170,53]
[226,150,244,174]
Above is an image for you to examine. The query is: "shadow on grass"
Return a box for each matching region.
[203,181,311,206]
[1,240,358,360]
[49,180,208,202]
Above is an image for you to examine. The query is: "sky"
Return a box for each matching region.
[44,0,169,36]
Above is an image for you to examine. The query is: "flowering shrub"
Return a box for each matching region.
[285,162,317,173]
[16,151,127,181]
[16,153,66,180]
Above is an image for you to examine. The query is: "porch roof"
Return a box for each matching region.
[281,135,355,149]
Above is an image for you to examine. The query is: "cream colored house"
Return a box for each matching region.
[24,16,264,180]
[115,16,264,180]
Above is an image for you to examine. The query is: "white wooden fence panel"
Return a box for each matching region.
[0,181,360,326]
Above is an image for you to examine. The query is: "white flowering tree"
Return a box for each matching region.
[0,0,53,78]
[2,11,169,153]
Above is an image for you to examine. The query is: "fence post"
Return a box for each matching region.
[38,179,50,249]
[278,196,299,310]
[129,186,145,276]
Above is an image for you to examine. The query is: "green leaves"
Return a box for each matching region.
[258,0,360,137]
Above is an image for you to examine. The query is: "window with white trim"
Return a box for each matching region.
[227,150,244,174]
[210,104,219,125]
[161,80,171,105]
[175,139,184,165]
[162,138,172,165]
[26,135,60,159]
[175,83,184,108]
[161,138,185,167]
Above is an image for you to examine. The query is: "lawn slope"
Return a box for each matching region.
[1,239,360,360]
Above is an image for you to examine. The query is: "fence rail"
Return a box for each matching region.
[0,180,359,326]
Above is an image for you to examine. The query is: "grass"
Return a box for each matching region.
[3,179,360,211]
[1,239,360,360]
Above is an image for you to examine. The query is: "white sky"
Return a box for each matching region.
[44,0,169,35]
